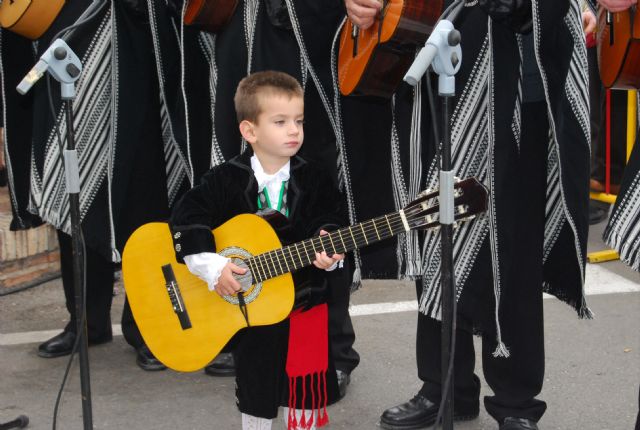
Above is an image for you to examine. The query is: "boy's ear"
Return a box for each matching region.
[239,120,257,144]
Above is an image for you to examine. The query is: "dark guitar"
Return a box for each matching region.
[184,0,239,33]
[597,4,640,89]
[338,0,444,98]
[122,178,488,372]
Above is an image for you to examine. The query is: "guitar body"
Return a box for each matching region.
[184,0,239,33]
[122,213,295,372]
[0,0,65,40]
[598,5,640,89]
[338,0,443,98]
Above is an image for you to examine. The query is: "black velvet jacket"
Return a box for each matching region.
[169,151,346,307]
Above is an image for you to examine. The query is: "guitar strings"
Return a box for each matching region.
[246,203,447,282]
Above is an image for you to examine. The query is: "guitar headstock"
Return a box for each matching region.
[402,177,489,231]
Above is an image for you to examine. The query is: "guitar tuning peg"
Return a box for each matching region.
[454,176,461,183]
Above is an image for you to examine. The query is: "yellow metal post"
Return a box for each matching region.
[627,90,636,162]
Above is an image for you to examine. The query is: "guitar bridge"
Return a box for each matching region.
[161,264,192,330]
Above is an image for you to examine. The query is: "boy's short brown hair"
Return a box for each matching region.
[234,71,303,123]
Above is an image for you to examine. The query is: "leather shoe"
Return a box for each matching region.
[204,352,235,376]
[37,330,112,358]
[500,417,539,430]
[136,344,167,371]
[38,331,76,358]
[336,369,351,400]
[380,394,478,429]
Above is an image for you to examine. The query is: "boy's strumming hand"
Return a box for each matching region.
[215,262,247,297]
[313,230,345,270]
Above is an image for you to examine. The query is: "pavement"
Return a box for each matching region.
[1,220,639,430]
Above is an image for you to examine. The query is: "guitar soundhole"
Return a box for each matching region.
[218,247,262,305]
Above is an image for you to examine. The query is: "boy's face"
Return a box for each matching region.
[240,93,304,164]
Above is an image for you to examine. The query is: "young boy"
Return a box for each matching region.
[170,70,345,429]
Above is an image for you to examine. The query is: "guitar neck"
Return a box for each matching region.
[246,211,411,283]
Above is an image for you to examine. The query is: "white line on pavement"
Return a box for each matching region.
[1,263,637,346]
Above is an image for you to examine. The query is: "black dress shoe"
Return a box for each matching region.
[136,344,167,371]
[500,417,539,430]
[38,331,76,358]
[336,369,351,400]
[380,394,478,430]
[37,330,112,358]
[204,352,235,376]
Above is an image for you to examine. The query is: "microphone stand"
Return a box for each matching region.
[18,40,94,429]
[404,6,463,430]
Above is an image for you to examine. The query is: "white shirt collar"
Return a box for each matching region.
[250,155,290,192]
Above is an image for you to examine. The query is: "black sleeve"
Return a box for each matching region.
[168,167,229,262]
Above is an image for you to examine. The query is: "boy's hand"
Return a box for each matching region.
[215,262,247,297]
[313,230,345,270]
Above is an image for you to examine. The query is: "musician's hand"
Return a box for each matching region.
[598,0,635,12]
[313,230,345,270]
[214,262,247,297]
[345,0,382,30]
[582,9,596,34]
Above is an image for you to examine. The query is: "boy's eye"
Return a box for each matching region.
[296,119,304,125]
[275,120,285,125]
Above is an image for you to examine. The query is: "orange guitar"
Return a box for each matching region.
[597,3,640,89]
[0,0,65,40]
[338,0,443,98]
[184,0,239,33]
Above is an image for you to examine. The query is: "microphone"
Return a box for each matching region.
[16,0,108,95]
[404,0,464,87]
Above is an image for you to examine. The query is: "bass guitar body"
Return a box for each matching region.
[338,0,443,98]
[598,5,640,89]
[122,213,295,372]
[0,0,65,40]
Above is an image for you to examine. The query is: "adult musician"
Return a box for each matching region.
[0,0,171,370]
[346,0,591,429]
[597,4,640,429]
[151,0,360,390]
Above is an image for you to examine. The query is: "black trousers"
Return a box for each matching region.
[58,230,114,340]
[58,230,143,348]
[327,256,360,374]
[416,101,548,423]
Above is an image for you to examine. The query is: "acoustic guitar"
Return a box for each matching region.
[122,178,488,372]
[183,0,239,33]
[0,0,65,40]
[597,4,640,89]
[338,0,444,98]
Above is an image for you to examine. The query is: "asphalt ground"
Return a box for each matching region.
[1,221,639,430]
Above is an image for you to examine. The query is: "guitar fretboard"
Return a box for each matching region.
[246,212,407,283]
